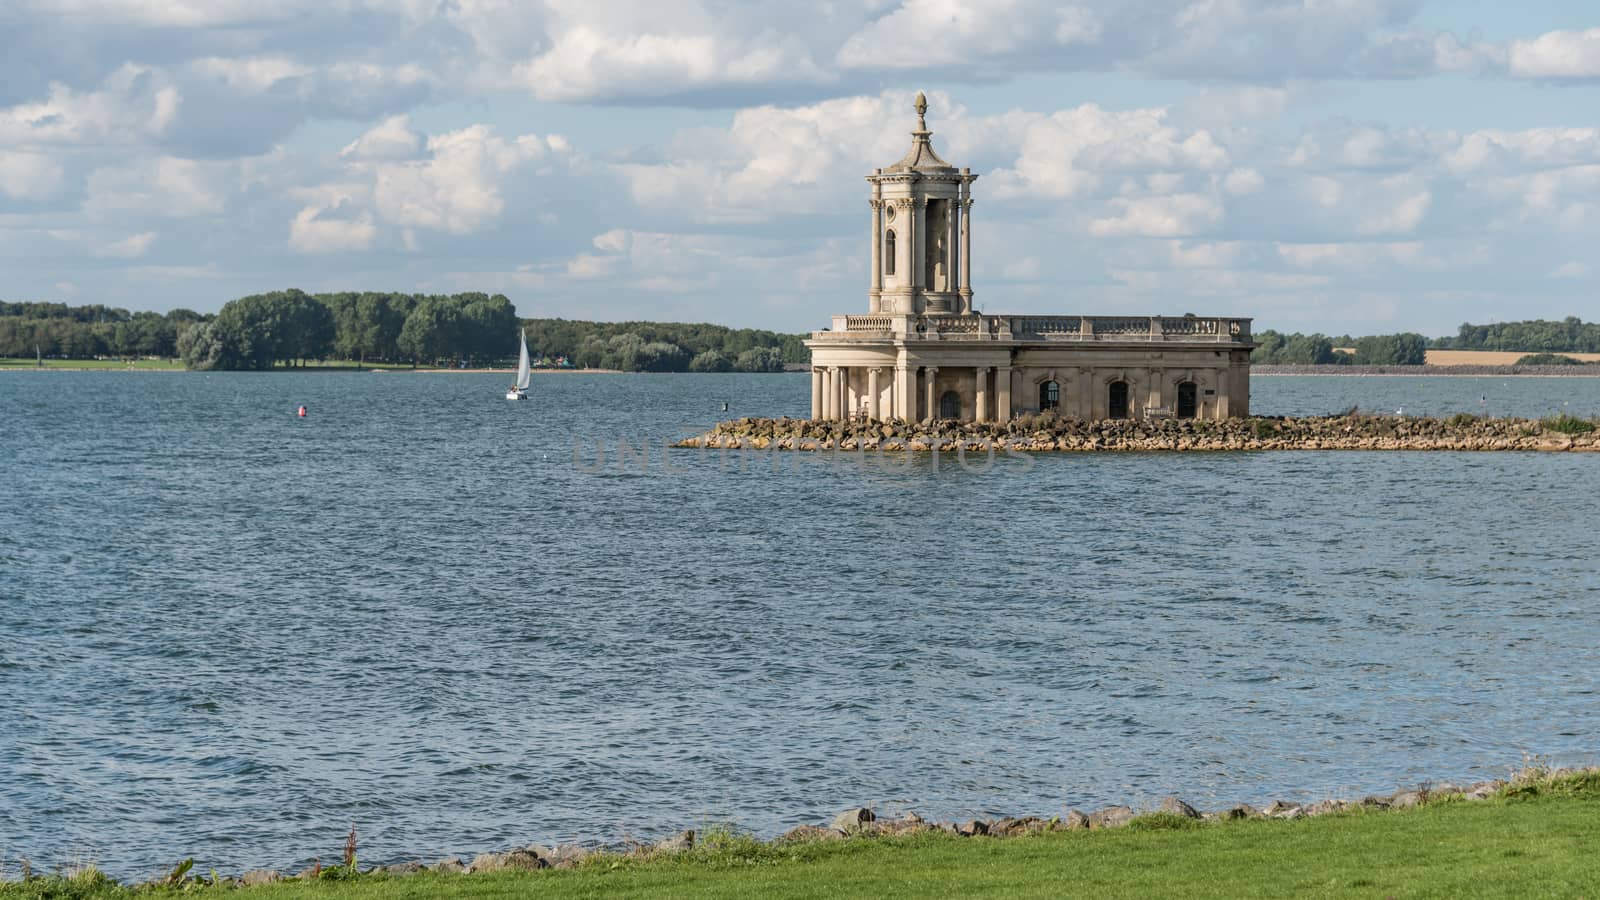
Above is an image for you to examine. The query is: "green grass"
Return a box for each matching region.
[1541,413,1598,435]
[0,357,185,370]
[8,774,1600,899]
[0,359,427,372]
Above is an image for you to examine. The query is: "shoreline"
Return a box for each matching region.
[14,764,1592,891]
[1253,363,1600,377]
[675,413,1600,453]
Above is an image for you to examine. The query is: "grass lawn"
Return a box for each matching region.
[11,774,1600,899]
[0,359,424,372]
[0,357,186,370]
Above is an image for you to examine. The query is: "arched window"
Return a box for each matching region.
[1039,380,1060,411]
[1108,381,1130,419]
[1176,382,1198,419]
[884,230,897,277]
[939,390,961,419]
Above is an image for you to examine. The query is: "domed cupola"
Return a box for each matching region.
[866,93,977,316]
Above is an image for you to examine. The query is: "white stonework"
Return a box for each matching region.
[806,93,1256,423]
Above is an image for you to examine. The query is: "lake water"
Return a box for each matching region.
[3,372,1599,878]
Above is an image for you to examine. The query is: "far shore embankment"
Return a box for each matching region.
[675,413,1600,453]
[1254,363,1600,376]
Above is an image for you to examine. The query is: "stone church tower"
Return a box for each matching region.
[806,94,1256,424]
[867,92,978,317]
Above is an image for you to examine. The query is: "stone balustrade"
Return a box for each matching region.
[814,314,1251,343]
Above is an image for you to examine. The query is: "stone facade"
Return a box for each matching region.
[806,93,1256,423]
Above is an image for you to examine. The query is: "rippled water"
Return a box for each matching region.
[3,372,1599,878]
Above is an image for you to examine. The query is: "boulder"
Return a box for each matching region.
[1222,804,1262,820]
[779,825,840,843]
[654,830,695,853]
[240,870,281,887]
[1064,810,1091,830]
[956,819,989,837]
[432,857,466,874]
[1263,800,1298,816]
[1088,806,1135,829]
[500,848,547,871]
[1390,790,1425,809]
[831,808,876,834]
[543,845,592,869]
[382,862,423,877]
[1158,797,1201,819]
[1304,800,1347,817]
[467,853,504,873]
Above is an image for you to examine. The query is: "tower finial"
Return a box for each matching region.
[914,91,928,131]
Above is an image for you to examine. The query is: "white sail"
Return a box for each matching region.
[514,330,532,390]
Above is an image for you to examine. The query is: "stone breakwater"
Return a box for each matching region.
[93,768,1589,890]
[674,414,1600,452]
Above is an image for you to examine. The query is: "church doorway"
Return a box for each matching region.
[939,391,962,419]
[1108,381,1130,419]
[1176,382,1198,419]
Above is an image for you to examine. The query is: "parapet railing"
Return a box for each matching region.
[843,315,894,332]
[813,314,1252,343]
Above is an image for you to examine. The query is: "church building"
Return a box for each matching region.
[806,94,1256,423]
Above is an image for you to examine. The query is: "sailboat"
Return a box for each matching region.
[506,330,531,401]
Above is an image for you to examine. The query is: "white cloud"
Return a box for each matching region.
[989,104,1229,200]
[1089,193,1225,237]
[837,0,1101,69]
[1508,28,1600,79]
[369,124,567,234]
[289,204,376,254]
[341,115,423,161]
[0,151,65,199]
[94,231,158,258]
[0,65,180,146]
[1551,261,1590,279]
[84,156,228,218]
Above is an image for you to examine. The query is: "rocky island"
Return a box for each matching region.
[675,412,1600,453]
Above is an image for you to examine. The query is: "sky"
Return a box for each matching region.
[3,1,1600,336]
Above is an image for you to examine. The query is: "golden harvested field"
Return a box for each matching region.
[1425,349,1600,365]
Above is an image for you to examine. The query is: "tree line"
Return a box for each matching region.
[0,292,808,372]
[1250,330,1428,365]
[1435,316,1600,353]
[0,303,206,359]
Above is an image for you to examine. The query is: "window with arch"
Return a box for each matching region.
[1108,381,1130,419]
[939,390,961,419]
[884,230,897,277]
[1039,380,1060,411]
[1176,382,1198,419]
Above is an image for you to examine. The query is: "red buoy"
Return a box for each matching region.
[297,405,307,417]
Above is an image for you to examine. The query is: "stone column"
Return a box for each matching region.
[902,199,915,291]
[811,368,823,419]
[974,366,989,423]
[959,196,973,303]
[997,365,1012,423]
[837,367,849,420]
[869,198,882,307]
[822,367,836,419]
[1213,369,1229,418]
[918,198,931,294]
[1147,368,1163,416]
[867,367,881,421]
[895,364,910,421]
[949,199,962,301]
[1079,368,1095,419]
[924,366,938,421]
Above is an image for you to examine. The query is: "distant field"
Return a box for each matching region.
[1426,350,1600,365]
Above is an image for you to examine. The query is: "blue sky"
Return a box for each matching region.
[3,1,1600,336]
